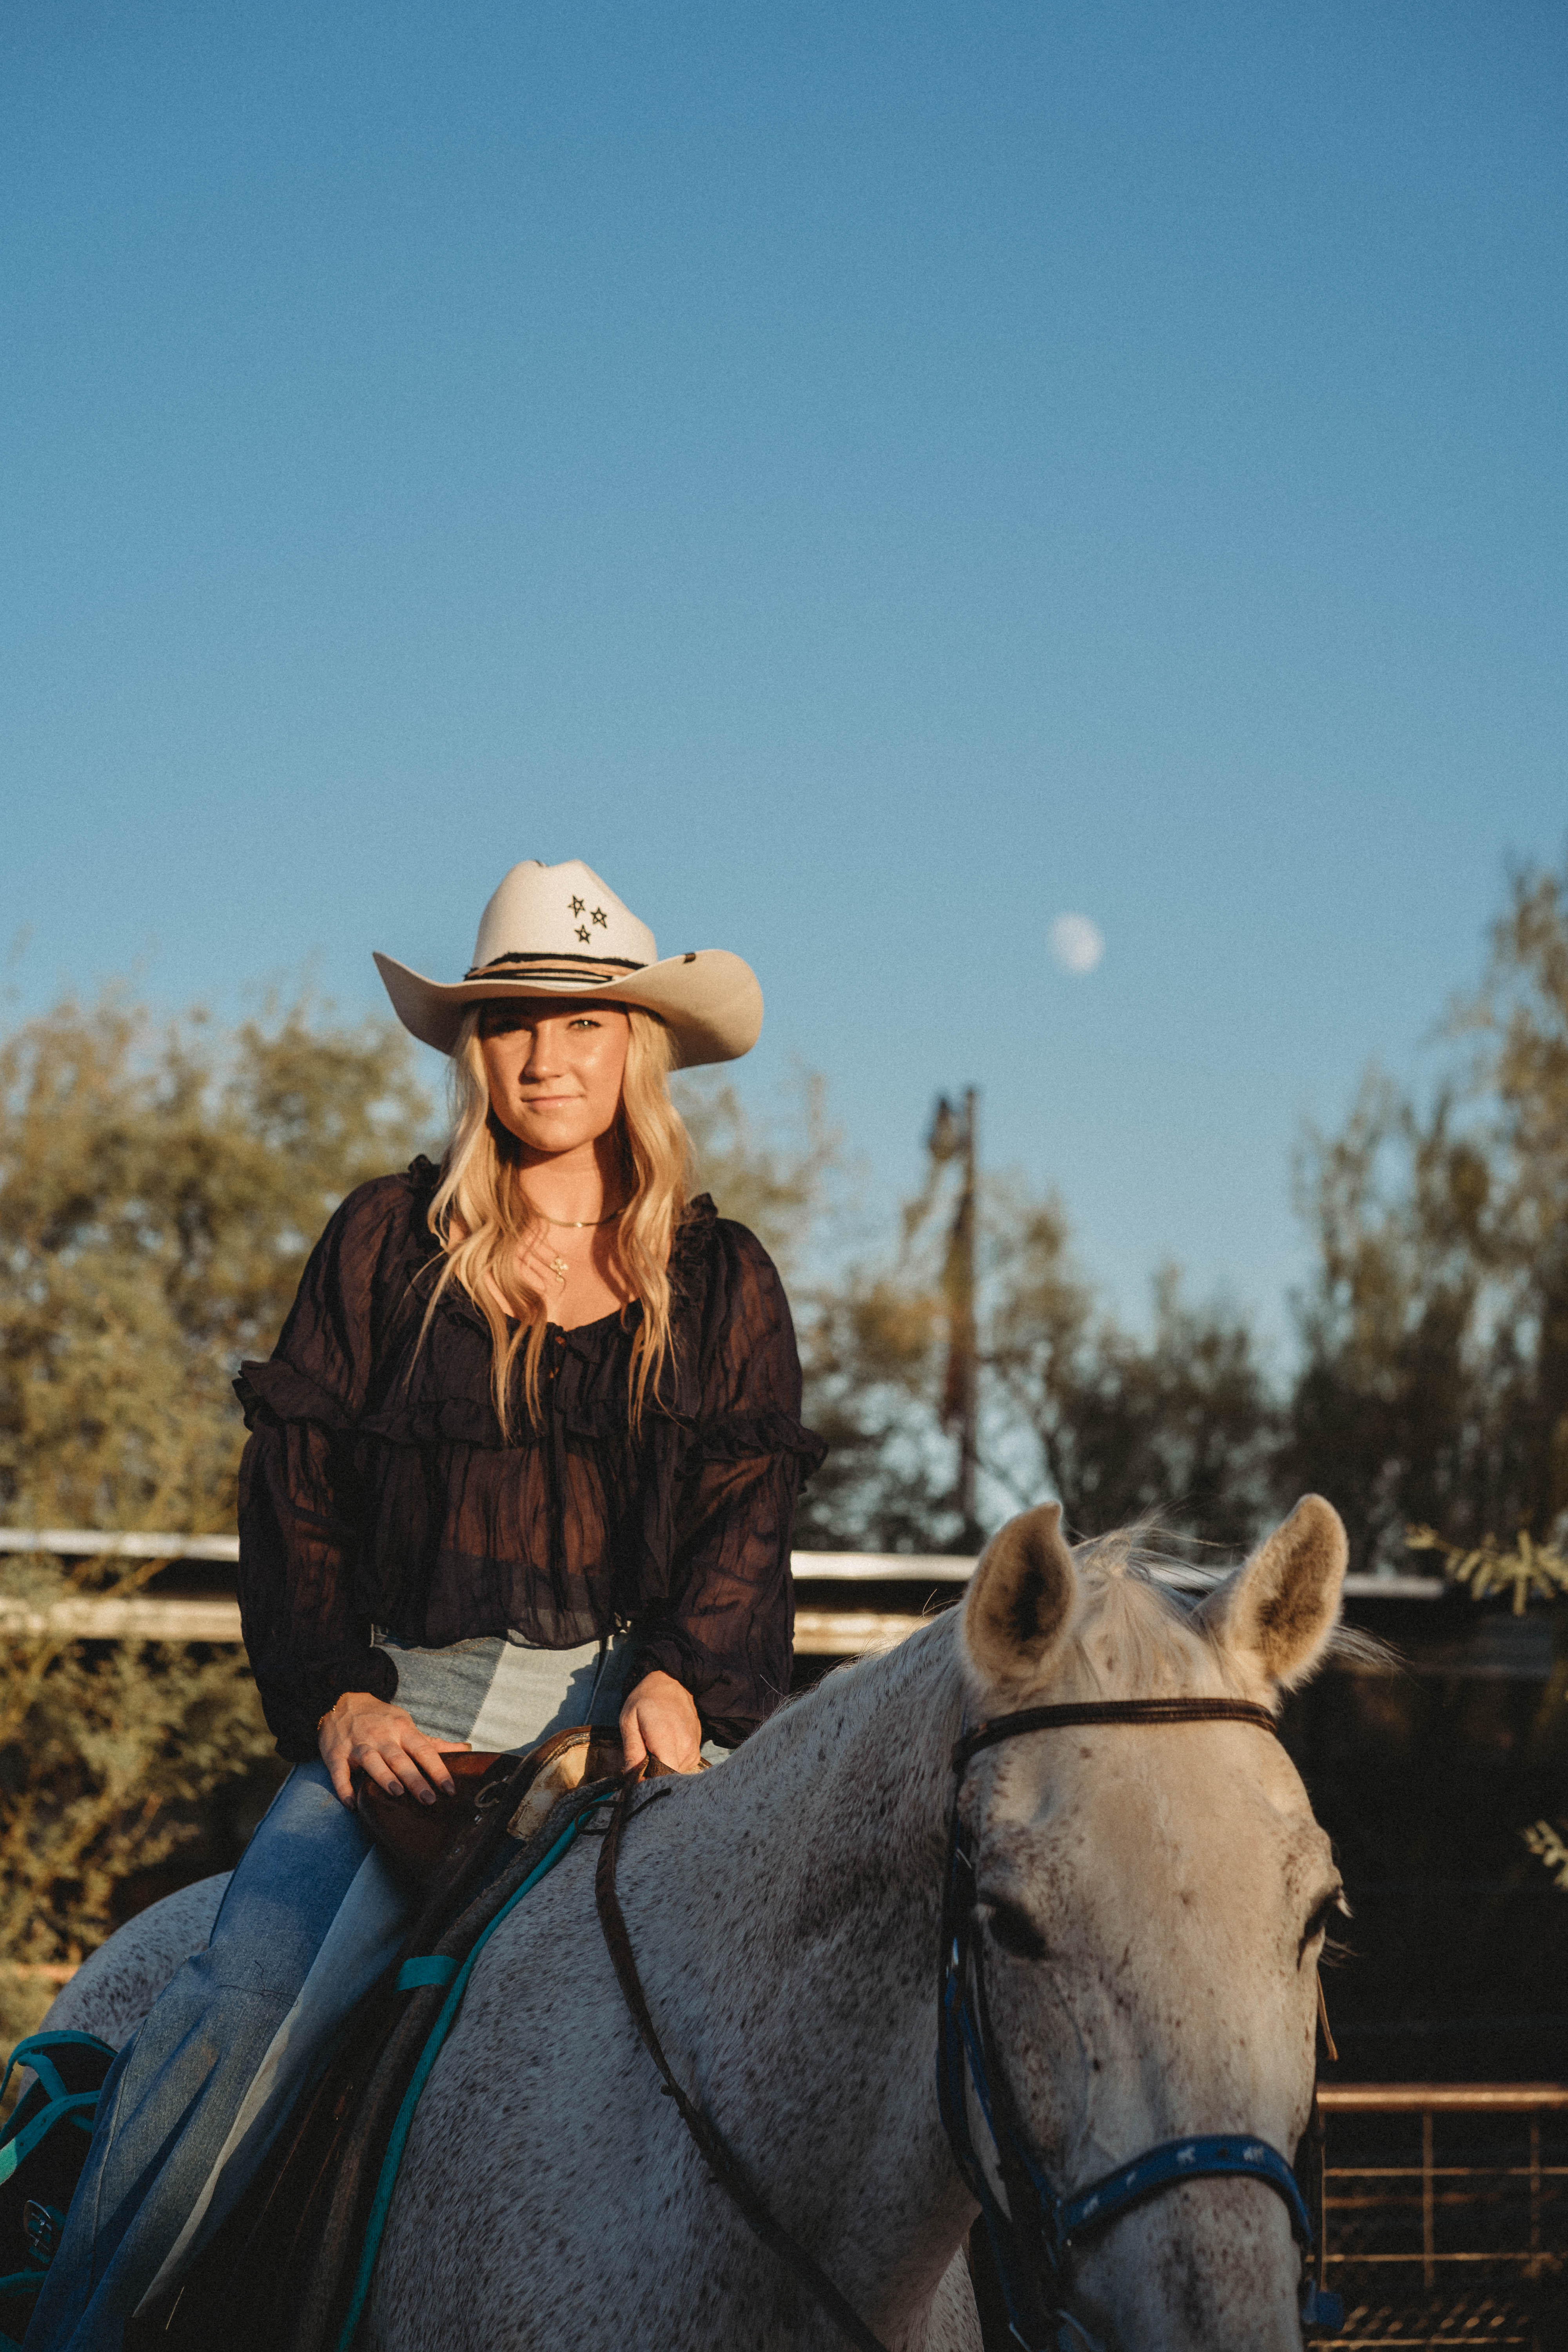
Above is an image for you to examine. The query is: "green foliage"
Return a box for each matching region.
[1522,1817,1568,1893]
[793,1172,1276,1555]
[672,1065,842,1280]
[985,1214,1275,1549]
[0,989,432,1530]
[1285,862,1568,1570]
[0,990,432,1992]
[0,1601,279,2045]
[1407,1524,1568,1615]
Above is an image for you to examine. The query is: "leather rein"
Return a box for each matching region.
[594,1698,1341,2352]
[594,1773,891,2352]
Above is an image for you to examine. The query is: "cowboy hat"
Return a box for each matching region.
[374,859,762,1067]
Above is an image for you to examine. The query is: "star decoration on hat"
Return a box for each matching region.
[592,907,607,926]
[575,924,591,943]
[569,895,585,916]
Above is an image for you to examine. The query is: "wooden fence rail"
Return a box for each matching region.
[0,1530,1446,1654]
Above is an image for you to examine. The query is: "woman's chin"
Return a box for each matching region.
[503,1115,602,1156]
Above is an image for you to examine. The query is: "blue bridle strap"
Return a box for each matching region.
[1059,2133,1312,2247]
[937,1699,1345,2347]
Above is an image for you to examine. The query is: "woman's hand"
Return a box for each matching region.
[619,1670,702,1775]
[318,1692,471,1808]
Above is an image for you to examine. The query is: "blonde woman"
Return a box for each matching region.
[31,862,823,2352]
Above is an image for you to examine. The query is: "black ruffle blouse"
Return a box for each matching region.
[234,1158,825,1761]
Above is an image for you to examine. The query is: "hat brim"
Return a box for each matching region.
[372,949,762,1068]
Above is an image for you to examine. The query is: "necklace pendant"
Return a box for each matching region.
[548,1254,570,1286]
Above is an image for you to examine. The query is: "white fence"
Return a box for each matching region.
[0,1528,1444,1655]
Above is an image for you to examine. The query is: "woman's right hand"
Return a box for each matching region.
[317,1692,471,1808]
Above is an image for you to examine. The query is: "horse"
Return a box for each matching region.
[44,1493,1348,2349]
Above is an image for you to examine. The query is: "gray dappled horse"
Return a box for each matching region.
[49,1495,1348,2349]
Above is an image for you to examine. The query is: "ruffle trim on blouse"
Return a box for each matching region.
[683,1408,828,1467]
[236,1356,823,1469]
[238,1357,506,1448]
[235,1359,357,1434]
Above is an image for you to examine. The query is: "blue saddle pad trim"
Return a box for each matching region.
[335,1788,618,2350]
[0,2034,116,2125]
[394,1957,459,1991]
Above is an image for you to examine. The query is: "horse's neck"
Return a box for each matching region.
[638,1623,973,2310]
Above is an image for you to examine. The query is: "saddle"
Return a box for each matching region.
[351,1725,637,1891]
[126,1727,680,2352]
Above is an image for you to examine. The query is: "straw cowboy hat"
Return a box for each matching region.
[374,859,762,1067]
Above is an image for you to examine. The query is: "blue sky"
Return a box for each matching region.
[4,1,1564,1345]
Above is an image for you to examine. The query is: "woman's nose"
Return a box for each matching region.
[520,1030,562,1077]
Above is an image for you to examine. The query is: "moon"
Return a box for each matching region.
[1049,914,1105,975]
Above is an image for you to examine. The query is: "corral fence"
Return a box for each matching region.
[1317,2084,1568,2349]
[0,1528,1444,1647]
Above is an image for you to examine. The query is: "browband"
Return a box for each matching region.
[953,1698,1280,1774]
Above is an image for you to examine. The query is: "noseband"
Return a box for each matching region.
[939,1697,1343,2348]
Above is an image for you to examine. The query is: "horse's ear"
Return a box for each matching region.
[1195,1494,1348,1690]
[963,1503,1076,1691]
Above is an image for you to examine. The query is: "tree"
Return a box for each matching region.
[1283,860,1568,1571]
[790,1158,1277,1557]
[1280,1076,1496,1572]
[0,990,432,2036]
[671,1065,842,1283]
[0,989,431,1531]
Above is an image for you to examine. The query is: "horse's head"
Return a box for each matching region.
[956,1495,1348,2351]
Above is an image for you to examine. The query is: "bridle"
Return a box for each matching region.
[939,1697,1343,2349]
[596,1697,1343,2352]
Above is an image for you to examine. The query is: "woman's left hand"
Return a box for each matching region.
[619,1670,702,1774]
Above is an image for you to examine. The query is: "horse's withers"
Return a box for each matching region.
[956,1496,1348,2350]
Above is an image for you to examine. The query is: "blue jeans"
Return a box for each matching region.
[26,1632,636,2351]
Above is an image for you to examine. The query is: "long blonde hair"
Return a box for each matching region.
[420,1004,692,1435]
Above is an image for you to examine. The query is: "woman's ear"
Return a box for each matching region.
[963,1504,1077,1694]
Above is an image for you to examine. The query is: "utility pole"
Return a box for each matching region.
[927,1087,980,1547]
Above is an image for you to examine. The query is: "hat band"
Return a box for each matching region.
[464,951,648,987]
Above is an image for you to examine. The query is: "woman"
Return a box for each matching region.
[29,859,823,2351]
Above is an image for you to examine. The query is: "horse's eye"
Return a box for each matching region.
[983,1899,1048,1962]
[1301,1887,1349,1958]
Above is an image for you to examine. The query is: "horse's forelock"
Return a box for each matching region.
[1062,1534,1252,1701]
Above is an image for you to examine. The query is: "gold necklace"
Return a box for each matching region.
[524,1204,622,1289]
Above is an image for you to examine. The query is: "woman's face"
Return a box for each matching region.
[477,998,632,1160]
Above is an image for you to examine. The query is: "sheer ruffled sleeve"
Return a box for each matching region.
[630,1219,826,1747]
[232,1172,421,1758]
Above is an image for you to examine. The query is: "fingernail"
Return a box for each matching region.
[418,1789,435,1805]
